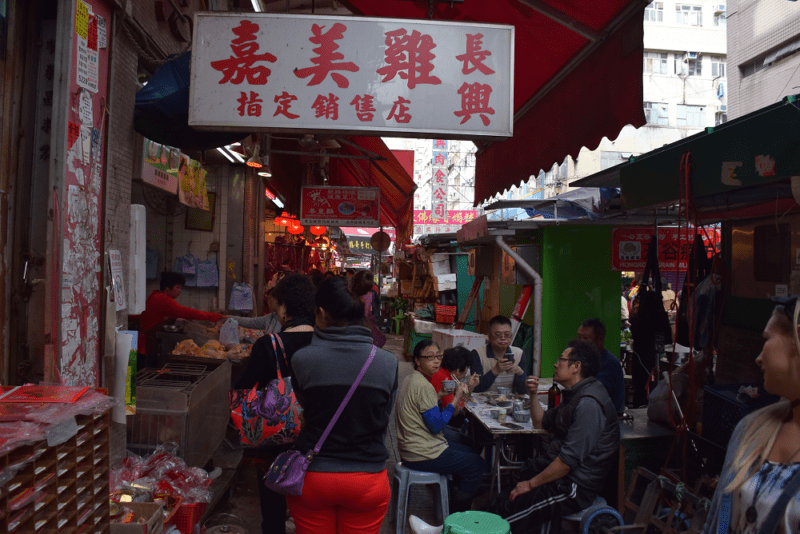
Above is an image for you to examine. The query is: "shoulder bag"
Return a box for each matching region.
[228,334,302,447]
[263,344,379,496]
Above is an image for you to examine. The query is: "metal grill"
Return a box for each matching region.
[136,363,209,393]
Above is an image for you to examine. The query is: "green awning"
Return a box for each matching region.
[620,95,800,210]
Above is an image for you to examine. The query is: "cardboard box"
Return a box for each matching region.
[433,329,487,353]
[429,259,451,276]
[110,502,165,534]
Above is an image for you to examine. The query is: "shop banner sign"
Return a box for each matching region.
[189,13,514,138]
[611,226,721,272]
[414,210,476,225]
[301,186,380,226]
[141,139,179,194]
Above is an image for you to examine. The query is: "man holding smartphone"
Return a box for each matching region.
[469,315,527,394]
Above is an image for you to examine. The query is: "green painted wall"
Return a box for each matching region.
[455,254,483,332]
[537,226,622,377]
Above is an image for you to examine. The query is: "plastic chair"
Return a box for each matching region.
[390,462,450,534]
[393,313,405,335]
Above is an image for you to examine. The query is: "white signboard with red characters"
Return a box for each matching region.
[189,13,514,138]
[301,186,380,226]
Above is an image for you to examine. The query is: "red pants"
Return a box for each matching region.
[286,470,390,534]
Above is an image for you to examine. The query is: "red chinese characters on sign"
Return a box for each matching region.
[68,121,80,148]
[210,21,277,85]
[349,95,376,122]
[433,139,446,149]
[301,186,380,226]
[455,82,495,126]
[294,23,359,89]
[237,91,263,116]
[433,187,446,200]
[433,151,447,165]
[433,169,447,184]
[274,92,300,119]
[456,34,494,75]
[611,226,721,272]
[312,93,339,120]
[376,29,442,89]
[387,96,412,123]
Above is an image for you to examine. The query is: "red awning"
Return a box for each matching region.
[326,136,416,245]
[340,0,646,204]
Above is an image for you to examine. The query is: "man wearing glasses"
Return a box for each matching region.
[469,315,527,394]
[488,340,620,533]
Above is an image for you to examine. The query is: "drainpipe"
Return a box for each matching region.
[494,236,543,376]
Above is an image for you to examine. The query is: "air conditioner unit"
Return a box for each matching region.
[715,4,725,13]
[686,52,699,60]
[720,104,727,112]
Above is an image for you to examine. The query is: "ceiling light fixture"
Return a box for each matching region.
[251,0,262,12]
[223,145,245,163]
[257,155,272,177]
[247,143,262,168]
[215,147,235,163]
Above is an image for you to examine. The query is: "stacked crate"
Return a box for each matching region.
[0,410,110,534]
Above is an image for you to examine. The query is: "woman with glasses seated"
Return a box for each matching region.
[396,340,485,513]
[469,315,527,394]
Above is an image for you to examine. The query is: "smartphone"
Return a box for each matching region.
[501,422,524,430]
[504,349,515,364]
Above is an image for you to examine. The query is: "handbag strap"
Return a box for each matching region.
[758,465,800,534]
[312,345,378,455]
[269,334,286,380]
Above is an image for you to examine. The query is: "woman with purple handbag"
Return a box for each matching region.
[235,274,316,534]
[281,277,399,534]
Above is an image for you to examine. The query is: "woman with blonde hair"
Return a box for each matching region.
[703,296,800,534]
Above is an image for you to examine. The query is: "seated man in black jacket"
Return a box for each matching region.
[488,340,620,533]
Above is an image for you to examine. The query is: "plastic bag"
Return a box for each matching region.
[219,318,240,349]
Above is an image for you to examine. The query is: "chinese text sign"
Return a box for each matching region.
[301,186,380,226]
[190,14,513,138]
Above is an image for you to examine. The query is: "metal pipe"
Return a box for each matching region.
[494,236,543,376]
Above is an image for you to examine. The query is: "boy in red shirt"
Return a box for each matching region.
[138,272,223,368]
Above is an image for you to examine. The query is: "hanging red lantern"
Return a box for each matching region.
[287,222,304,235]
[309,225,327,236]
[275,217,289,226]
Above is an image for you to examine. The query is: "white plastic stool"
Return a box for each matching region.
[390,462,450,534]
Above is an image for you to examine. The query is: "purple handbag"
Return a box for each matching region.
[263,345,379,496]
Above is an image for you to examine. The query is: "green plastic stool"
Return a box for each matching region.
[443,511,510,534]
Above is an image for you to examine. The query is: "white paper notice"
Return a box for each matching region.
[78,90,93,124]
[76,36,92,92]
[97,16,107,48]
[87,48,99,93]
[80,126,91,164]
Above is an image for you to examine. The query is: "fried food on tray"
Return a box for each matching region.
[172,339,199,356]
[226,344,252,361]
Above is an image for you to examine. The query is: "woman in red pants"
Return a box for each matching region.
[288,277,399,534]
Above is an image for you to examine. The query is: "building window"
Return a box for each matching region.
[644,2,663,22]
[715,112,727,126]
[711,57,726,77]
[676,5,703,26]
[714,13,726,27]
[678,56,702,76]
[677,104,705,127]
[644,102,669,125]
[644,52,669,74]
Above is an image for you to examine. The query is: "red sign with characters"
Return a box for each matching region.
[413,210,477,225]
[300,186,380,226]
[611,226,721,272]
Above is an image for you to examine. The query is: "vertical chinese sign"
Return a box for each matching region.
[58,0,111,386]
[189,14,513,138]
[431,139,448,221]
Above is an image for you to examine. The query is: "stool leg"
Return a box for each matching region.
[389,474,398,522]
[399,482,410,534]
[440,480,450,521]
